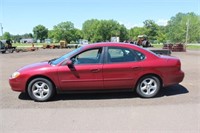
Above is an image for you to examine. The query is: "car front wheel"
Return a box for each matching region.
[136,75,161,98]
[27,78,55,102]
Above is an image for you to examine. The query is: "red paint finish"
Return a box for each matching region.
[9,42,184,93]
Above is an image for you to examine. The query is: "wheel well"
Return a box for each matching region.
[25,75,57,93]
[136,74,163,88]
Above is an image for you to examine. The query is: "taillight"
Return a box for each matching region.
[176,60,181,71]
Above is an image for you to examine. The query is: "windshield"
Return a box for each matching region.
[50,47,82,65]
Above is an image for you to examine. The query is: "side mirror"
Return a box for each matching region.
[66,60,74,69]
[66,60,73,66]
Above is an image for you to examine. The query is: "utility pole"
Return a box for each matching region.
[0,23,3,37]
[185,19,189,45]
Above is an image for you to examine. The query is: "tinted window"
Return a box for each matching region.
[72,48,102,65]
[134,50,146,61]
[107,47,137,63]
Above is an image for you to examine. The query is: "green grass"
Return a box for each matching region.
[12,43,43,47]
[12,43,59,48]
[151,44,163,49]
[186,45,200,50]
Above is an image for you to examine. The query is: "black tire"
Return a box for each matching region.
[27,78,55,102]
[1,51,6,54]
[136,75,160,98]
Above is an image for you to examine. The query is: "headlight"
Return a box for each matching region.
[11,72,20,79]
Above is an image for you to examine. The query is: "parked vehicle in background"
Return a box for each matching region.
[137,35,151,47]
[0,40,16,53]
[9,42,184,102]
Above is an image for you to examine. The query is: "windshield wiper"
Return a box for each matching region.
[48,58,57,65]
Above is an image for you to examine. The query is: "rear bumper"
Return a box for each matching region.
[163,70,184,87]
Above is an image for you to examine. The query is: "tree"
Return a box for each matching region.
[52,21,76,43]
[12,34,21,43]
[82,19,128,42]
[3,32,11,40]
[119,24,128,42]
[82,19,101,42]
[33,25,48,42]
[129,27,147,41]
[73,28,83,42]
[156,26,167,43]
[97,20,123,42]
[166,12,200,43]
[143,20,159,42]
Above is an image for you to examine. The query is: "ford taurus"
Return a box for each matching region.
[9,42,184,101]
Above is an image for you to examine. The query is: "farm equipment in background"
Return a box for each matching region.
[0,40,16,54]
[59,40,67,48]
[135,35,172,55]
[163,43,186,52]
[137,35,152,47]
[42,40,68,49]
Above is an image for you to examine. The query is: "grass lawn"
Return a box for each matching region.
[12,43,60,48]
[185,44,200,50]
[12,43,43,47]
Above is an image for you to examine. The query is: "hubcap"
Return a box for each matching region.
[32,81,50,99]
[140,78,157,96]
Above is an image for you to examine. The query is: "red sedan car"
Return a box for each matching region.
[9,42,184,101]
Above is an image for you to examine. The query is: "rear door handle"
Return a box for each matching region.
[90,69,101,73]
[131,66,142,70]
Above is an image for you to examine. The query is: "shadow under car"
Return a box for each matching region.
[18,84,189,101]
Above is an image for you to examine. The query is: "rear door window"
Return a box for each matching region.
[107,47,137,63]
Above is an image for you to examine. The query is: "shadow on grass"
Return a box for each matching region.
[18,84,189,101]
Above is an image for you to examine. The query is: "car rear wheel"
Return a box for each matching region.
[28,78,55,102]
[136,75,160,98]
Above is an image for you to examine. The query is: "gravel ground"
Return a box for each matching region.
[0,48,199,133]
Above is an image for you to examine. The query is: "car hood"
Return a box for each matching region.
[17,61,51,72]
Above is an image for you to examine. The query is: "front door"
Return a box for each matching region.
[58,48,104,90]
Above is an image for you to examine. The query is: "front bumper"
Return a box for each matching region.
[9,77,26,92]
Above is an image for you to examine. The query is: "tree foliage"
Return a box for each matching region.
[143,20,159,41]
[3,32,11,40]
[166,12,200,43]
[129,27,147,41]
[82,19,128,43]
[51,21,78,43]
[156,26,167,43]
[33,25,48,42]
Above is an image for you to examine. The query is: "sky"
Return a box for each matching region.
[0,0,199,35]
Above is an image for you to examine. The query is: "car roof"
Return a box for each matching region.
[82,42,139,49]
[82,42,145,51]
[81,42,158,59]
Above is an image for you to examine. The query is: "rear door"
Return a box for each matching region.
[103,46,142,89]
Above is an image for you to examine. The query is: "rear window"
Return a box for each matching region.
[134,50,146,61]
[107,46,146,63]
